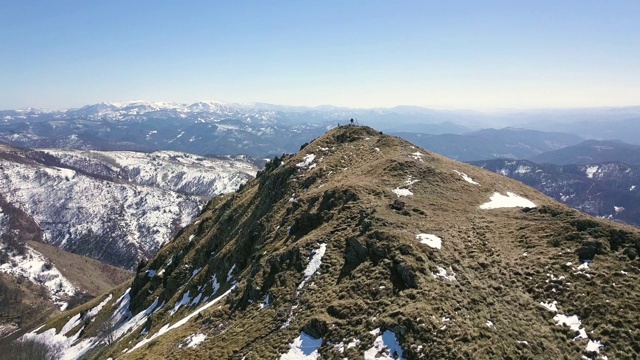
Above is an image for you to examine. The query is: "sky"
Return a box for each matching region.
[1,1,639,110]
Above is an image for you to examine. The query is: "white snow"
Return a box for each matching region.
[227,264,236,283]
[577,262,589,270]
[1,148,257,268]
[631,185,636,191]
[58,294,113,338]
[280,332,323,360]
[364,328,405,360]
[87,294,113,318]
[453,170,480,185]
[479,192,536,209]
[432,267,456,281]
[296,154,316,169]
[0,244,76,309]
[128,287,234,353]
[585,165,599,178]
[260,294,271,309]
[415,234,442,249]
[21,327,92,360]
[410,152,424,162]
[392,188,413,197]
[298,244,327,290]
[403,177,419,186]
[19,290,144,360]
[540,301,558,313]
[184,333,207,348]
[586,339,603,353]
[486,320,494,328]
[553,314,588,340]
[335,338,361,353]
[171,291,192,315]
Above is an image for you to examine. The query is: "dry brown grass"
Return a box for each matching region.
[30,126,640,359]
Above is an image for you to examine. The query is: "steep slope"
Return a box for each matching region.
[530,139,640,166]
[0,144,257,268]
[471,159,640,227]
[22,126,640,359]
[0,199,131,338]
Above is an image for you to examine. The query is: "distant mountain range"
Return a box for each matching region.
[471,159,640,227]
[530,139,640,166]
[0,101,599,162]
[395,128,584,161]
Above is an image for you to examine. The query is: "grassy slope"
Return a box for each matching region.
[28,241,132,297]
[0,243,132,344]
[32,126,640,359]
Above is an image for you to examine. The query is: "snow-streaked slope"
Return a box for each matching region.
[0,244,76,310]
[0,146,257,269]
[42,149,255,197]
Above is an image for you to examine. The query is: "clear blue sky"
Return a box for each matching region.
[1,1,639,110]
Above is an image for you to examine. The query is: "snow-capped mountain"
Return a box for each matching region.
[0,101,332,157]
[0,144,257,269]
[0,101,479,158]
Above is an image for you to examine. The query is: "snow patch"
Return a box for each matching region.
[416,233,442,249]
[364,328,405,360]
[577,262,589,270]
[280,332,322,360]
[553,314,588,340]
[410,152,424,162]
[586,339,603,353]
[260,294,271,309]
[227,264,237,284]
[298,244,327,290]
[453,170,479,185]
[432,267,456,281]
[296,154,316,169]
[486,320,494,328]
[128,287,234,353]
[0,244,76,309]
[540,301,558,313]
[585,165,599,178]
[184,333,207,348]
[480,192,536,209]
[392,188,413,197]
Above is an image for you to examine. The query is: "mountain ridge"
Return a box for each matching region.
[16,126,640,359]
[530,139,640,166]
